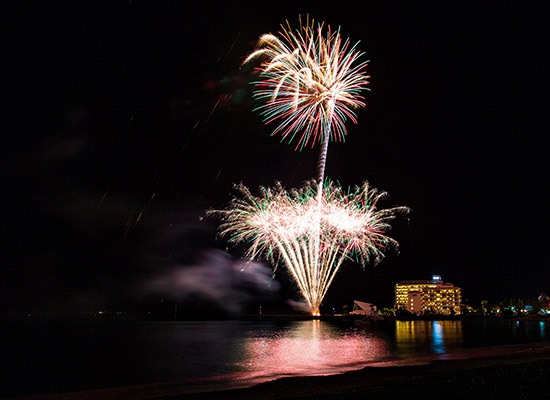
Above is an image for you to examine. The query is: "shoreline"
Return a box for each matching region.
[15,342,550,400]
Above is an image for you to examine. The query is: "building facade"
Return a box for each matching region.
[395,275,462,315]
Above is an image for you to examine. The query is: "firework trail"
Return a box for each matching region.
[208,180,408,315]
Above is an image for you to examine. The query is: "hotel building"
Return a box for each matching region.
[395,275,462,315]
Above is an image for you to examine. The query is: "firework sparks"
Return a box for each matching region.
[243,16,370,186]
[208,180,408,315]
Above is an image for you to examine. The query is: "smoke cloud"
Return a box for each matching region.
[143,249,280,316]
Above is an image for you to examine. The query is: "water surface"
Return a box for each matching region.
[3,317,548,398]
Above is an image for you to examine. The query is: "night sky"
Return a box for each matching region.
[3,1,549,316]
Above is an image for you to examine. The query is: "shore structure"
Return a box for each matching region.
[349,300,377,317]
[395,275,462,315]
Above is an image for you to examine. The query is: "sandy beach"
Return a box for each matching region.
[17,341,550,400]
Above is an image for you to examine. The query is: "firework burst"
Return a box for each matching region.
[208,180,408,315]
[244,16,370,185]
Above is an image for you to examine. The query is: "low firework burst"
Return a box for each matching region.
[208,180,408,315]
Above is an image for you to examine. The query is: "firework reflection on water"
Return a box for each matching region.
[227,319,390,386]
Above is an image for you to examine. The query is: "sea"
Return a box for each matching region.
[2,317,549,399]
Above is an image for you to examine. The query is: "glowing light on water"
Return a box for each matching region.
[208,179,408,314]
[394,321,464,357]
[431,321,445,354]
[237,320,389,383]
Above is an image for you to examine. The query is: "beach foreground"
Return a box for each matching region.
[18,342,550,400]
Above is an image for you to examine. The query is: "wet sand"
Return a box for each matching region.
[17,342,550,400]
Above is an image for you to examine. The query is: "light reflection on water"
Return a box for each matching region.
[4,318,549,397]
[230,320,390,386]
[394,320,464,356]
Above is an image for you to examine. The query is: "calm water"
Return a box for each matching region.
[2,318,549,398]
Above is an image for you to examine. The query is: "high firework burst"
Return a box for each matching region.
[208,180,408,315]
[244,16,370,186]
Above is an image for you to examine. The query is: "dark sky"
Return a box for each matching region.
[2,1,549,316]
